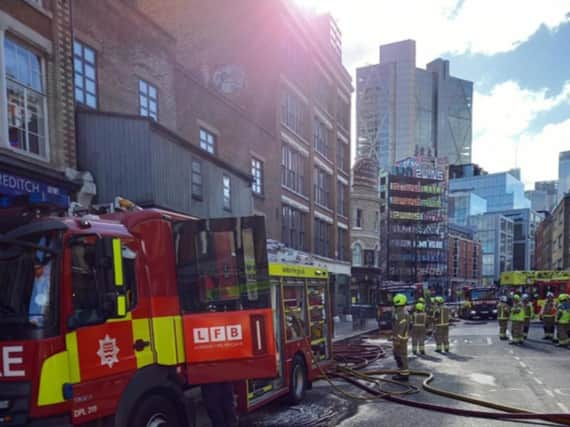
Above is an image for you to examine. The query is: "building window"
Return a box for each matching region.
[338,228,347,261]
[281,91,306,136]
[191,159,203,200]
[138,79,158,120]
[315,77,331,111]
[281,205,306,250]
[314,118,329,157]
[281,144,306,195]
[374,211,379,232]
[314,168,331,208]
[314,218,331,257]
[352,243,362,266]
[5,38,47,157]
[200,128,216,154]
[337,182,346,217]
[336,97,350,131]
[251,157,264,195]
[223,175,231,211]
[73,40,97,109]
[355,208,363,228]
[337,140,347,172]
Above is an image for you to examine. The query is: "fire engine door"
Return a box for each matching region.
[66,237,144,420]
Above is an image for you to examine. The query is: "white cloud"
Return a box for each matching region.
[296,0,570,68]
[472,80,570,188]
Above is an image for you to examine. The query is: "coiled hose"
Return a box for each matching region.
[326,337,570,426]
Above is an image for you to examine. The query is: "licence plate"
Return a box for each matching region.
[481,311,489,314]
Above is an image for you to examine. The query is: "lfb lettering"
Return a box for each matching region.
[193,325,243,344]
[0,346,25,377]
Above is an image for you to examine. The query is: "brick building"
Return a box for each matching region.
[0,0,79,206]
[133,0,354,276]
[536,195,570,271]
[71,0,258,216]
[350,158,381,307]
[448,223,482,298]
[535,214,553,270]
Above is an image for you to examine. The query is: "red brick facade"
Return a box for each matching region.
[448,227,482,289]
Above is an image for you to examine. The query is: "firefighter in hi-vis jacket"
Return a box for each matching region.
[411,302,427,355]
[392,293,411,381]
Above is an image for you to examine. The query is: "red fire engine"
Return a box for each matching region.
[235,263,333,412]
[0,197,276,426]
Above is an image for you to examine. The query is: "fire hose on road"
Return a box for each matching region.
[320,338,570,426]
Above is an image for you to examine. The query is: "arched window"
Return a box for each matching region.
[352,243,362,266]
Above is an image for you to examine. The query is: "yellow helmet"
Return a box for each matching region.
[393,293,407,306]
[435,296,444,304]
[559,293,569,302]
[418,297,425,303]
[415,303,425,312]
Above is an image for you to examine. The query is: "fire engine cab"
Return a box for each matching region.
[0,196,276,426]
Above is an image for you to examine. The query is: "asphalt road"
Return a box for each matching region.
[241,320,570,427]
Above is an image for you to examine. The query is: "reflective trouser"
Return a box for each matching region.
[558,323,570,347]
[434,325,450,351]
[393,338,409,377]
[543,316,555,339]
[511,320,524,343]
[523,318,530,339]
[498,319,508,339]
[411,325,426,353]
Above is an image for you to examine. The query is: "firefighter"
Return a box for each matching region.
[433,296,450,353]
[425,296,436,336]
[497,296,510,340]
[522,294,532,340]
[540,292,556,340]
[509,294,525,345]
[411,302,427,355]
[555,293,570,348]
[392,293,410,381]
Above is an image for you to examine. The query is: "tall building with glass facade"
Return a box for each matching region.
[449,171,531,212]
[356,39,473,169]
[449,191,487,225]
[559,151,570,201]
[468,213,514,284]
[525,180,558,213]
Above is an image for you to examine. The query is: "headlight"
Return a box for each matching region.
[492,309,497,314]
[470,310,476,315]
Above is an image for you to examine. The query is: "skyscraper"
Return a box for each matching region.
[559,151,570,201]
[356,40,473,169]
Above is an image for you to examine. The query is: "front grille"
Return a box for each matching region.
[0,382,30,425]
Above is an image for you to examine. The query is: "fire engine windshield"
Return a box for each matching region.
[0,231,60,341]
[470,288,497,301]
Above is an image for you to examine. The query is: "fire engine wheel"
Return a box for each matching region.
[131,395,183,427]
[288,355,307,405]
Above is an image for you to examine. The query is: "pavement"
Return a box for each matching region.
[239,320,570,427]
[333,318,378,342]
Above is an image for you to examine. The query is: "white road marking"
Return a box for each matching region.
[519,361,527,368]
[514,356,521,361]
[486,337,492,345]
[544,389,554,397]
[557,402,569,412]
[527,371,534,375]
[533,377,543,385]
[509,350,514,354]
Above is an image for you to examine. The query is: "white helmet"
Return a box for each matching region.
[500,296,507,302]
[546,292,554,298]
[522,294,529,300]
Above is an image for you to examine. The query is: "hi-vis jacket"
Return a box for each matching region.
[497,302,510,320]
[393,309,410,341]
[432,305,450,326]
[510,302,525,321]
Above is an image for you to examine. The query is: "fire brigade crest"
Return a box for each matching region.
[96,334,120,368]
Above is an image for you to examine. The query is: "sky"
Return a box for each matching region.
[295,0,570,189]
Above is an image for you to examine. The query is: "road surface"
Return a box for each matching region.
[240,320,570,426]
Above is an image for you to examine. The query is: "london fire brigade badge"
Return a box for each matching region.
[97,334,120,368]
